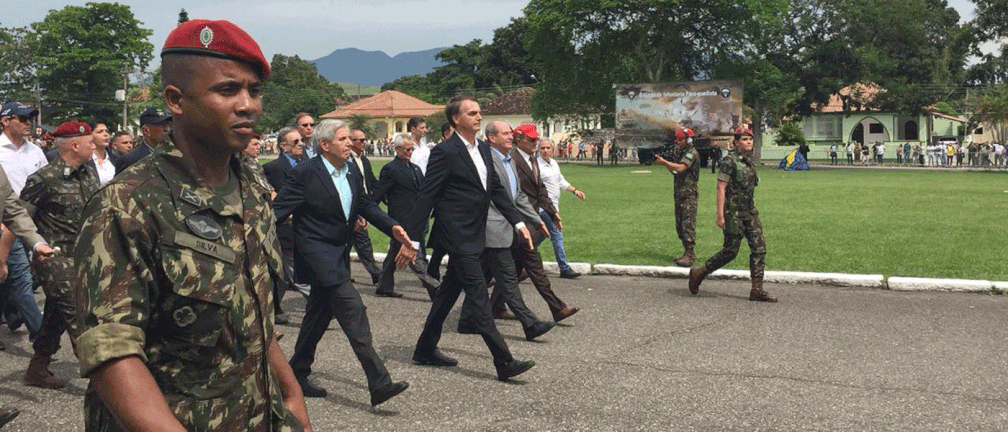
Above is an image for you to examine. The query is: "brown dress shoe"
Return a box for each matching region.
[494,310,517,320]
[25,355,66,389]
[749,289,778,302]
[552,306,579,322]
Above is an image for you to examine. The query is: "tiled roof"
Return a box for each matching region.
[483,87,536,115]
[321,90,443,118]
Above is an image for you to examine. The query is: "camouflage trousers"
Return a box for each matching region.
[32,257,78,357]
[674,194,697,250]
[704,213,766,281]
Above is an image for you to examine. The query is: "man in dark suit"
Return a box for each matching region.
[114,107,170,173]
[508,124,580,323]
[347,128,383,285]
[407,96,536,382]
[457,121,554,341]
[371,133,439,298]
[262,127,304,324]
[273,119,415,407]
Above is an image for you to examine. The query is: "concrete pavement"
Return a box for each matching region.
[1,263,1006,431]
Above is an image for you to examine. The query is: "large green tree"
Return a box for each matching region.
[29,2,154,124]
[260,54,347,131]
[0,25,36,105]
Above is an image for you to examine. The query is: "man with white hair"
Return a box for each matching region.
[535,138,585,279]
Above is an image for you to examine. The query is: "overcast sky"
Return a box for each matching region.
[1,0,993,66]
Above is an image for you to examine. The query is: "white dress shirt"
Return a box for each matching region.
[93,150,116,185]
[0,133,48,194]
[349,150,368,194]
[410,136,431,175]
[457,133,487,190]
[537,156,571,212]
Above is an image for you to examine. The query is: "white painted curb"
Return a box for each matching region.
[994,281,1008,294]
[887,277,992,293]
[764,271,885,288]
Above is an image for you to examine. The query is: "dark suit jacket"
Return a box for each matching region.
[511,148,559,222]
[350,153,377,198]
[262,152,297,250]
[114,142,153,173]
[273,155,397,288]
[372,157,423,223]
[407,133,522,256]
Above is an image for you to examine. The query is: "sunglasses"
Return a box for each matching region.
[9,115,31,123]
[300,123,315,127]
[351,138,366,142]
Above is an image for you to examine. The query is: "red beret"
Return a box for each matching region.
[161,19,270,81]
[52,121,92,138]
[675,127,694,139]
[733,127,754,138]
[514,124,539,140]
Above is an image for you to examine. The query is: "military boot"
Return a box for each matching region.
[748,275,777,303]
[674,249,696,267]
[688,265,709,295]
[24,355,66,389]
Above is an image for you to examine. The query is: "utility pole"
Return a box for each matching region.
[35,72,41,126]
[123,65,128,132]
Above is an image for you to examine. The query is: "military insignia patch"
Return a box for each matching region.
[173,306,197,328]
[186,213,223,240]
[179,188,204,207]
[79,125,86,134]
[199,26,214,48]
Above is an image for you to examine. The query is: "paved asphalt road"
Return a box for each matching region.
[1,263,1006,431]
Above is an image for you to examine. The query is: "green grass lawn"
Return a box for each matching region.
[361,160,1008,281]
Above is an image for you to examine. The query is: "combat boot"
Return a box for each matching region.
[688,265,709,295]
[674,249,696,267]
[24,355,66,389]
[748,275,777,303]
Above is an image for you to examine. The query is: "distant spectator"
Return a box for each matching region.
[830,142,838,165]
[846,142,853,165]
[895,142,903,165]
[875,141,885,165]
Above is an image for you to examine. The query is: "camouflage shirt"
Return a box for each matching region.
[20,156,99,252]
[670,144,700,198]
[74,139,300,432]
[717,149,759,218]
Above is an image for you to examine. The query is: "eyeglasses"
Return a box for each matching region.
[9,115,31,123]
[290,138,302,143]
[401,147,414,152]
[351,138,366,142]
[300,123,315,128]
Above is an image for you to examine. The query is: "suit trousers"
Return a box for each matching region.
[289,279,391,392]
[459,247,539,331]
[415,252,512,364]
[377,237,431,295]
[351,228,381,282]
[501,236,567,317]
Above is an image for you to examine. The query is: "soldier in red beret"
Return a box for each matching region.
[74,20,312,431]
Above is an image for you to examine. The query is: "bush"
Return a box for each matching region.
[775,122,806,146]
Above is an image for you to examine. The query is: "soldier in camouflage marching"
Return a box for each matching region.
[689,127,776,302]
[73,20,312,431]
[20,121,99,389]
[655,127,700,266]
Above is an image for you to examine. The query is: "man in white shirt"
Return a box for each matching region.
[90,120,116,185]
[407,117,431,174]
[536,138,585,279]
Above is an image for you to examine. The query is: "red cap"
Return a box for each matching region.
[733,127,754,138]
[514,124,539,140]
[161,19,270,81]
[675,128,694,139]
[52,121,92,138]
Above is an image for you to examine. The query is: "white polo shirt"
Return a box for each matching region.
[0,133,48,194]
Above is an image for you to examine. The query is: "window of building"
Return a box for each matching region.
[903,121,919,140]
[975,127,984,135]
[869,123,884,134]
[815,117,839,138]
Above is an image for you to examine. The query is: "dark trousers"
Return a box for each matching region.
[427,246,446,280]
[501,233,567,317]
[32,257,77,357]
[289,279,391,392]
[351,227,381,282]
[377,237,431,295]
[459,247,539,331]
[415,252,512,364]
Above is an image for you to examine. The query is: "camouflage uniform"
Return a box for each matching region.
[20,156,99,358]
[74,139,302,432]
[704,149,766,283]
[671,144,700,252]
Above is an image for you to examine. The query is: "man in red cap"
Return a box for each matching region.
[655,127,701,266]
[20,120,98,389]
[74,19,312,431]
[689,127,777,302]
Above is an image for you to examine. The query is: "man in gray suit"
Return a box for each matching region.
[458,121,554,341]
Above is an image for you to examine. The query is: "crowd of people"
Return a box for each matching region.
[0,19,603,431]
[827,140,1008,168]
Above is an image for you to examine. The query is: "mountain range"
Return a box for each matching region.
[313,48,445,87]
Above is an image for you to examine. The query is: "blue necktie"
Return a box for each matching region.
[502,156,518,199]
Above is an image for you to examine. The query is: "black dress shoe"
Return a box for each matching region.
[370,381,409,406]
[559,269,581,279]
[375,291,403,298]
[524,321,555,341]
[296,376,328,398]
[274,313,289,325]
[0,407,19,428]
[412,349,458,367]
[5,312,23,332]
[495,359,535,381]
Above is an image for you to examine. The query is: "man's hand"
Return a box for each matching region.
[391,225,411,246]
[573,189,586,200]
[517,226,534,250]
[553,214,563,232]
[0,261,8,283]
[539,222,550,239]
[395,244,417,269]
[716,215,725,229]
[33,244,54,262]
[654,155,668,166]
[354,217,369,232]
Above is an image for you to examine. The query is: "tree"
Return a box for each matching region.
[774,122,806,147]
[970,85,1008,144]
[260,54,347,131]
[346,114,375,139]
[381,74,437,102]
[28,3,154,124]
[0,25,36,105]
[973,0,1008,43]
[178,9,189,24]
